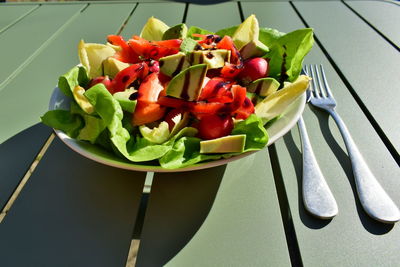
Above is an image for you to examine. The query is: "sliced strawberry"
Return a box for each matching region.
[137,73,164,102]
[132,102,166,126]
[198,77,233,102]
[110,63,149,93]
[107,35,139,63]
[234,97,255,120]
[132,73,167,126]
[220,63,243,79]
[129,36,181,61]
[216,36,241,64]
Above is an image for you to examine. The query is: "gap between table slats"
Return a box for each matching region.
[0,134,55,223]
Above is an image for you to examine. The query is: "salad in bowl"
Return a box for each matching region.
[41,15,314,171]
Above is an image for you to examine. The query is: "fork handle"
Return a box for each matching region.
[328,109,400,223]
[298,116,338,219]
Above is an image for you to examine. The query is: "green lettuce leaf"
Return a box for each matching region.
[83,83,132,158]
[159,136,222,169]
[126,127,198,162]
[58,65,89,97]
[259,27,285,47]
[215,25,238,38]
[232,114,269,151]
[263,28,314,82]
[77,115,107,144]
[41,110,83,138]
[113,89,137,113]
[126,135,173,162]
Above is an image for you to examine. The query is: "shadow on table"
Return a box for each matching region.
[0,123,52,211]
[308,107,394,234]
[135,165,226,267]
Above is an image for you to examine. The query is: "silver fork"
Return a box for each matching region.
[306,64,400,223]
[298,93,338,219]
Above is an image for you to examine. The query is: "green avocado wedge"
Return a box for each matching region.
[162,23,188,40]
[159,52,190,77]
[247,77,280,97]
[200,135,246,154]
[189,49,231,69]
[166,64,208,101]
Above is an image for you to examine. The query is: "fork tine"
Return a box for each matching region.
[305,65,314,97]
[309,65,320,98]
[314,64,328,98]
[319,65,333,98]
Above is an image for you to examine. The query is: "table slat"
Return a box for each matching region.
[0,123,51,210]
[242,2,400,266]
[293,1,400,153]
[185,2,241,32]
[0,138,146,267]
[0,4,85,85]
[345,0,400,48]
[0,4,37,33]
[0,3,136,144]
[137,151,290,267]
[136,3,290,266]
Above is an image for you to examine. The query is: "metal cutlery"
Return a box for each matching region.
[305,64,400,223]
[298,90,338,219]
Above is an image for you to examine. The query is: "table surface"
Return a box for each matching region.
[0,1,399,266]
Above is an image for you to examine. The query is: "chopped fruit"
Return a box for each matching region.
[132,73,167,125]
[88,76,112,90]
[129,36,181,61]
[198,77,233,103]
[234,97,255,120]
[216,35,241,64]
[136,73,165,102]
[220,63,243,79]
[110,63,149,93]
[198,114,234,140]
[107,35,139,63]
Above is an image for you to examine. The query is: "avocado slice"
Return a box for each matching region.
[180,38,199,54]
[188,49,231,69]
[162,23,188,40]
[247,77,280,97]
[246,92,264,105]
[240,40,269,60]
[159,52,191,77]
[103,57,130,79]
[166,64,208,101]
[200,134,246,154]
[72,85,94,114]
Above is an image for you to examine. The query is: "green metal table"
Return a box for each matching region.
[0,1,399,266]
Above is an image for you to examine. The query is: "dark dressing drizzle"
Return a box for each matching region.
[172,56,186,77]
[180,71,191,100]
[279,45,289,88]
[255,81,264,95]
